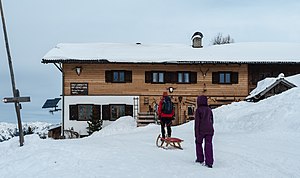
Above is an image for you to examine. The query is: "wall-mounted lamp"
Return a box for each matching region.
[144,97,149,104]
[167,87,176,93]
[74,66,82,76]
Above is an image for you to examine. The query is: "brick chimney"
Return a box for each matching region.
[191,32,203,48]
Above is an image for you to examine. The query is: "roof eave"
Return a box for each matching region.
[41,59,300,65]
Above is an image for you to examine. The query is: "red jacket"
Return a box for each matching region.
[157,96,174,118]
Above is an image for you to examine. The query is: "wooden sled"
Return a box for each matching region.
[156,134,184,150]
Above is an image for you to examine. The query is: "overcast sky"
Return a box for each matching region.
[1,0,300,123]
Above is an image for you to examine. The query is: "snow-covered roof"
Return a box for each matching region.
[246,73,299,100]
[191,32,203,40]
[42,42,300,64]
[192,35,202,40]
[47,124,61,131]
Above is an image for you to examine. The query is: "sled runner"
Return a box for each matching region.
[156,134,184,150]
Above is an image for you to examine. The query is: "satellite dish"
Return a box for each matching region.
[42,98,61,114]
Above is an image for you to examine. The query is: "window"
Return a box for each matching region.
[102,104,133,121]
[145,71,165,83]
[212,72,238,84]
[145,71,197,84]
[152,72,158,83]
[105,70,132,83]
[69,104,101,121]
[178,73,183,83]
[113,71,125,82]
[78,105,93,121]
[187,106,194,116]
[110,105,125,121]
[219,72,231,84]
[178,72,190,83]
[153,72,164,83]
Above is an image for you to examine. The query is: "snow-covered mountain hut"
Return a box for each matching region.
[42,32,300,136]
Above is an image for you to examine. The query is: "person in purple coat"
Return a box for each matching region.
[194,95,214,168]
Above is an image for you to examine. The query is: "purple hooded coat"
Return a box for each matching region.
[194,95,214,166]
[195,95,214,136]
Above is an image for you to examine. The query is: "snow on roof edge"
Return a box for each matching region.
[42,42,300,64]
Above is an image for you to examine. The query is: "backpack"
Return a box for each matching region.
[162,96,173,114]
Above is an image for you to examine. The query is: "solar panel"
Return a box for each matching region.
[42,98,61,108]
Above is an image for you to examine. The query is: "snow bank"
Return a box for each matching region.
[214,87,300,133]
[287,73,300,86]
[91,116,137,137]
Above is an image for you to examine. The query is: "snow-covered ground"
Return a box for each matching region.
[1,87,300,177]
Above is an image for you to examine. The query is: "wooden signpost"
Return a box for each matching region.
[0,0,31,146]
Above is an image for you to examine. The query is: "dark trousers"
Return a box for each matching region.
[195,133,214,166]
[160,117,172,138]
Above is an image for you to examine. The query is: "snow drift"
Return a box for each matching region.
[214,87,300,133]
[91,116,137,137]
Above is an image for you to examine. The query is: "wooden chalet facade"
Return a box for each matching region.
[42,36,300,136]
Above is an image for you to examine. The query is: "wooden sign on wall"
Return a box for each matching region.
[71,83,88,95]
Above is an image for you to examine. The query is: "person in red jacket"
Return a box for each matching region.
[195,95,214,168]
[157,92,174,138]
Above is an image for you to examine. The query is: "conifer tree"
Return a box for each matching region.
[86,114,103,135]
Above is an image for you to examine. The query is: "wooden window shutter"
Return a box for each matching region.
[165,72,176,83]
[190,72,197,83]
[165,72,171,83]
[69,105,78,120]
[125,105,133,116]
[231,72,239,84]
[105,70,112,83]
[92,105,101,121]
[145,71,152,83]
[170,72,177,83]
[125,71,132,83]
[212,72,219,84]
[102,105,110,120]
